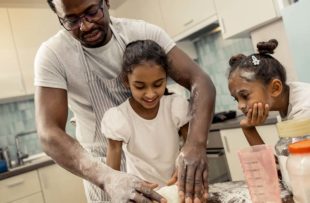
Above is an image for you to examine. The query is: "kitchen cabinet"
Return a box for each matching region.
[8,8,60,95]
[0,8,25,99]
[220,124,280,181]
[159,0,217,40]
[11,193,44,203]
[38,164,87,203]
[214,0,281,39]
[0,171,42,203]
[113,0,165,29]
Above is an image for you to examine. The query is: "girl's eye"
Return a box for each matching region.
[154,82,163,88]
[154,84,162,87]
[240,93,249,100]
[134,86,144,90]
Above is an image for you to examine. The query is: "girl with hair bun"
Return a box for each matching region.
[227,39,310,145]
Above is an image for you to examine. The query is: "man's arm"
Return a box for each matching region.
[167,46,216,202]
[35,87,166,203]
[35,87,106,188]
[106,139,122,170]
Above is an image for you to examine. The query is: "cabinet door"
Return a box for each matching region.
[114,0,165,29]
[0,171,41,203]
[38,164,87,203]
[0,8,25,99]
[11,192,44,203]
[8,8,60,95]
[215,0,278,39]
[220,125,279,181]
[159,0,216,38]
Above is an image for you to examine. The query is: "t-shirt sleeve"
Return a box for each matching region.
[171,95,190,128]
[34,43,67,90]
[101,107,131,143]
[142,22,176,54]
[291,108,310,120]
[120,18,175,54]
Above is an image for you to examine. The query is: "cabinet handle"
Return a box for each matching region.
[6,179,25,187]
[223,136,230,153]
[218,17,226,34]
[183,19,194,26]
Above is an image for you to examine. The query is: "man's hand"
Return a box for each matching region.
[103,169,166,203]
[177,145,208,203]
[240,103,269,128]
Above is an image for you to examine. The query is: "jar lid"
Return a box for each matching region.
[276,119,310,138]
[288,139,310,154]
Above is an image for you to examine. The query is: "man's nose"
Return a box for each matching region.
[80,18,94,32]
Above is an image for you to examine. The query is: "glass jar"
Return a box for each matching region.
[287,139,310,203]
[275,119,310,190]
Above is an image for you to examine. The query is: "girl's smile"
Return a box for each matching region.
[127,62,167,118]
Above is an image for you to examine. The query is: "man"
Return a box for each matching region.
[35,0,215,202]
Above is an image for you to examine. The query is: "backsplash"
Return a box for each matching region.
[0,98,75,162]
[193,28,254,113]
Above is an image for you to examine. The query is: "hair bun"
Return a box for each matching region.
[229,54,246,67]
[257,39,278,54]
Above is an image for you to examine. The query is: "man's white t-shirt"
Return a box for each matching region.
[34,17,175,148]
[101,95,190,187]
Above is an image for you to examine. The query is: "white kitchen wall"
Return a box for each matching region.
[250,19,297,82]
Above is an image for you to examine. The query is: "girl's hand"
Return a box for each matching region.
[240,103,269,128]
[166,170,178,186]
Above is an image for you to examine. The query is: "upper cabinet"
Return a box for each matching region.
[214,0,281,39]
[113,0,165,29]
[113,0,217,41]
[8,8,60,95]
[159,0,217,40]
[0,8,25,99]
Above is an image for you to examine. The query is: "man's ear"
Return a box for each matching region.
[269,79,283,97]
[105,0,110,9]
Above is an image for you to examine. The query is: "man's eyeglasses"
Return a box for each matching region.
[58,0,104,31]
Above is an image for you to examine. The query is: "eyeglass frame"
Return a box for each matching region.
[57,0,104,31]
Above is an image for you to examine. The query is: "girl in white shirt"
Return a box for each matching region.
[227,39,310,146]
[101,40,189,187]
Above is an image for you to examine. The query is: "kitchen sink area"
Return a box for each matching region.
[0,152,54,180]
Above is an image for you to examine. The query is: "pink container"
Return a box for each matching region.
[238,144,281,203]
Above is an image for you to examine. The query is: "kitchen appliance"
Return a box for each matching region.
[212,110,236,123]
[0,147,11,169]
[282,0,310,83]
[207,130,231,183]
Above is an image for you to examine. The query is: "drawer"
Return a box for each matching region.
[11,192,44,203]
[0,171,41,203]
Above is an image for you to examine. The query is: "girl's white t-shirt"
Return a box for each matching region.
[283,82,310,120]
[101,94,190,187]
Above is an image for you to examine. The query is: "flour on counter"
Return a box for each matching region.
[208,181,251,203]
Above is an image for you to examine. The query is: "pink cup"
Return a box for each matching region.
[238,144,281,203]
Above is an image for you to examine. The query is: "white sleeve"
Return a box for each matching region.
[142,22,176,54]
[34,43,67,90]
[101,107,131,143]
[170,95,190,128]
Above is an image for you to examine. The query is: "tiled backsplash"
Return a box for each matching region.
[0,98,75,162]
[194,28,254,113]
